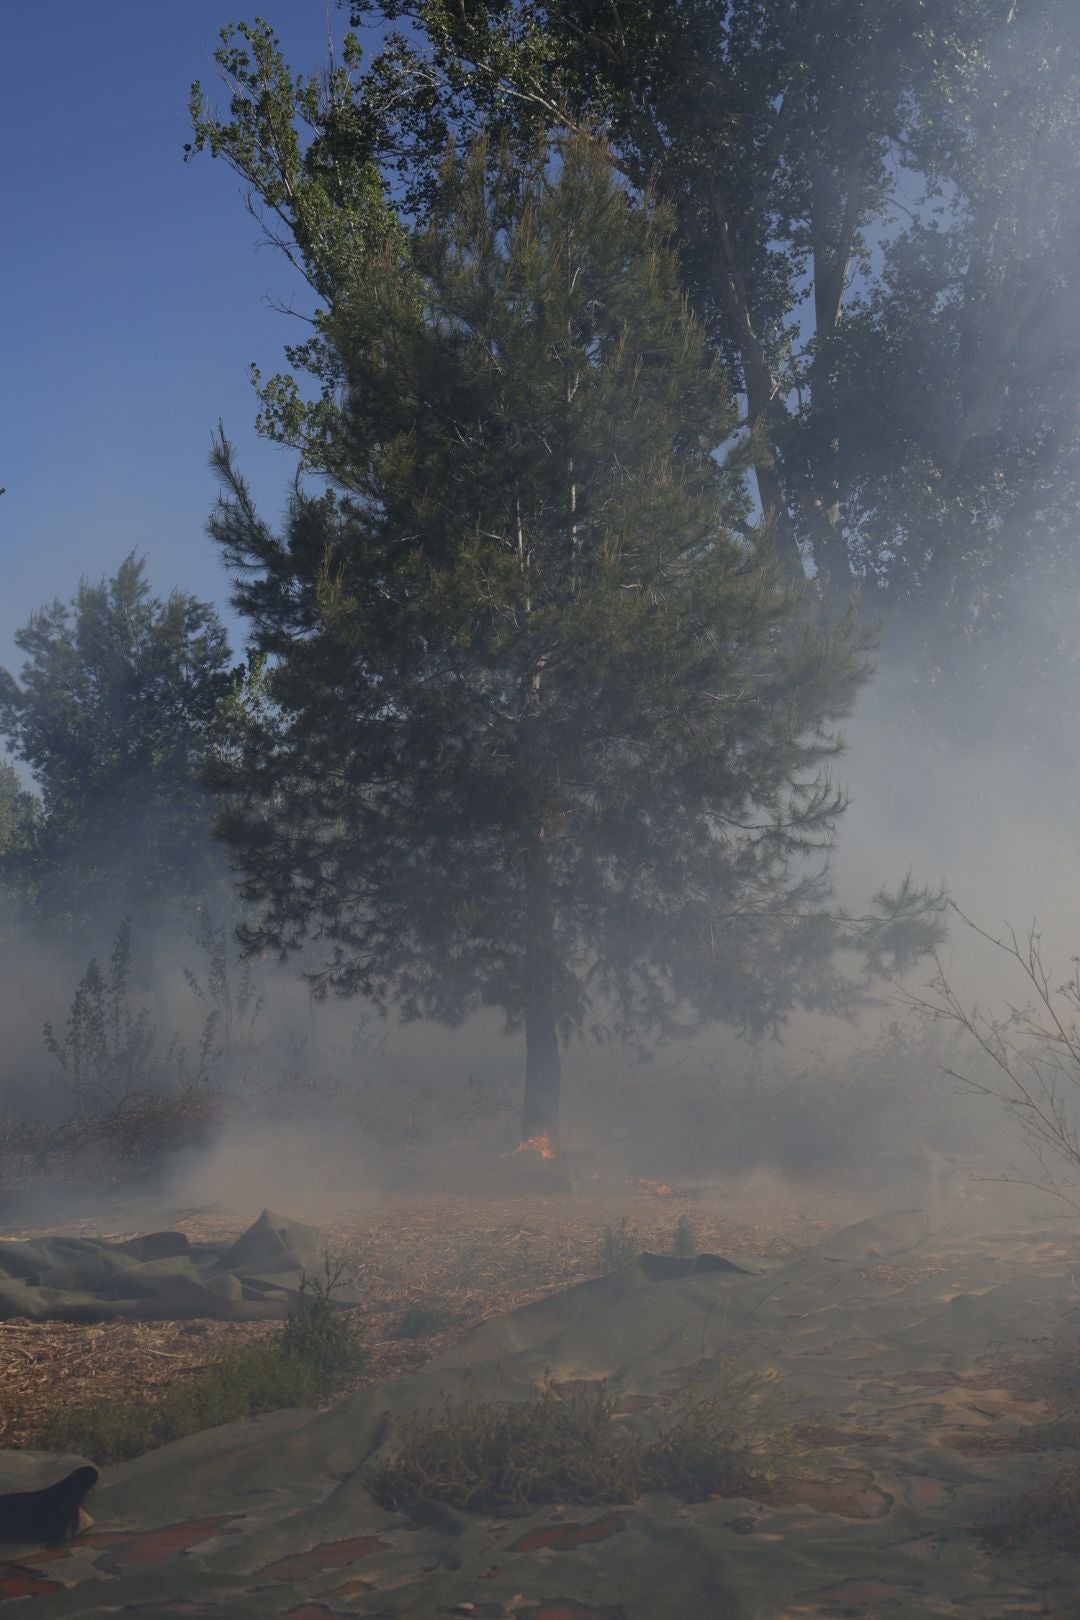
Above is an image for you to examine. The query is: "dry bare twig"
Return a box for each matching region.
[900,903,1080,1212]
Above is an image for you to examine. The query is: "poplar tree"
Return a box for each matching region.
[347,0,1080,632]
[194,54,941,1141]
[0,556,233,936]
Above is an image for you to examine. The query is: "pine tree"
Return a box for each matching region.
[203,126,942,1143]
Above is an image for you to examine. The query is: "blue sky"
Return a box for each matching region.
[0,0,380,675]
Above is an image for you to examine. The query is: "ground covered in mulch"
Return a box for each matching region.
[0,1170,861,1447]
[4,1194,1080,1619]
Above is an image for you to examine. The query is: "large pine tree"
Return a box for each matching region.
[200,110,940,1142]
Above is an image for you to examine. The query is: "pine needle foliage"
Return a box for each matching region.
[192,34,944,1138]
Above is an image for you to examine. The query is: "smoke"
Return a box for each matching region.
[836,636,1080,1004]
[4,652,1078,1226]
[7,3,1080,1223]
[162,1116,378,1220]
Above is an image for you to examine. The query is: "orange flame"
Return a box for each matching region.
[638,1177,675,1197]
[513,1130,556,1161]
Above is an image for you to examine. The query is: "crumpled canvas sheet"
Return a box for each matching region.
[0,1209,363,1322]
[3,1204,1080,1618]
[0,1454,98,1548]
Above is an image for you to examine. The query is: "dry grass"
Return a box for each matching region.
[32,1262,368,1463]
[371,1360,795,1515]
[0,1176,852,1449]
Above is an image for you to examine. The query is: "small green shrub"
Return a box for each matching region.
[371,1361,794,1515]
[600,1216,639,1271]
[396,1297,452,1339]
[672,1214,698,1258]
[35,1254,366,1465]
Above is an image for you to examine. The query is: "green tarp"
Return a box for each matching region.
[0,1454,98,1548]
[0,1209,364,1322]
[2,1203,1078,1617]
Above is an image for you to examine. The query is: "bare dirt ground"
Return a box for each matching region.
[0,1170,870,1447]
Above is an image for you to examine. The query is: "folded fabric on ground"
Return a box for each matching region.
[0,1454,99,1547]
[1,1204,1079,1617]
[0,1209,361,1321]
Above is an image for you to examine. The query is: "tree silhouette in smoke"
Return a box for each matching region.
[191,31,944,1142]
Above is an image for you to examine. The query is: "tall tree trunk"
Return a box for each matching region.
[800,158,864,597]
[521,826,561,1148]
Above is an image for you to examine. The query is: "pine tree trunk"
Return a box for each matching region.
[521,828,561,1148]
[523,994,561,1146]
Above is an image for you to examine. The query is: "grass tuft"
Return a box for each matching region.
[600,1216,640,1271]
[395,1297,452,1339]
[672,1213,698,1258]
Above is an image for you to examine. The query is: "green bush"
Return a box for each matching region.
[280,1253,368,1385]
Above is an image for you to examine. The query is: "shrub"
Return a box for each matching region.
[372,1381,640,1514]
[672,1214,698,1258]
[600,1216,640,1271]
[642,1361,791,1498]
[370,1361,794,1515]
[43,920,163,1109]
[280,1253,368,1385]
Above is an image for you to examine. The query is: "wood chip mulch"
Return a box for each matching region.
[0,1178,863,1451]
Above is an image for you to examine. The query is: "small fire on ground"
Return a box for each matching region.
[638,1177,675,1197]
[512,1131,556,1161]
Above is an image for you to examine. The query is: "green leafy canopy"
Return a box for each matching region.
[189,57,943,1128]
